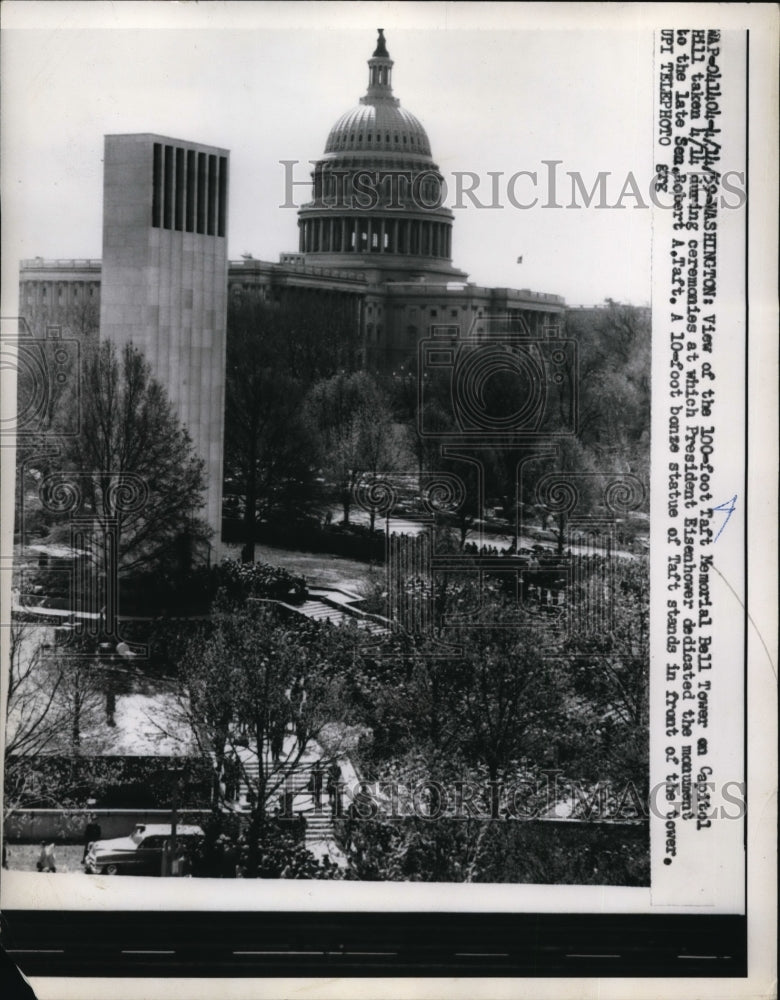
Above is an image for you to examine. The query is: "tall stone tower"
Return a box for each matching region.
[298,29,467,284]
[99,133,229,545]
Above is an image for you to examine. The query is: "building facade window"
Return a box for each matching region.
[174,147,185,231]
[197,152,207,233]
[163,145,174,229]
[186,149,196,232]
[152,143,162,227]
[207,154,217,236]
[218,156,227,238]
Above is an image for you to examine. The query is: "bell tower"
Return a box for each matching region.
[100,133,229,544]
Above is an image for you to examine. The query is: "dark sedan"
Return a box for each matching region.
[84,823,204,875]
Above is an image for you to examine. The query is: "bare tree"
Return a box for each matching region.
[4,622,110,814]
[5,623,108,758]
[306,371,399,526]
[4,621,64,759]
[224,297,318,563]
[564,301,651,470]
[21,296,99,343]
[227,289,360,385]
[45,340,209,580]
[451,621,564,795]
[172,607,353,868]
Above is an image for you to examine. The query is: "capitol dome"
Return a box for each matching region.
[296,30,465,284]
[323,27,432,159]
[324,103,432,158]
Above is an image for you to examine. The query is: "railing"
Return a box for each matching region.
[20,259,102,270]
[229,259,367,283]
[384,281,564,305]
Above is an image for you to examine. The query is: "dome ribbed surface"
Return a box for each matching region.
[324,103,432,157]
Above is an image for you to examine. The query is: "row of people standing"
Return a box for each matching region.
[220,751,345,818]
[307,760,343,816]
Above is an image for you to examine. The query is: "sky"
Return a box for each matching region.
[1,1,656,307]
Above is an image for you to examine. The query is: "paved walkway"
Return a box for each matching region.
[228,734,360,866]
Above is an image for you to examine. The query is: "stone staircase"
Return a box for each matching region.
[276,593,390,637]
[296,599,356,629]
[233,741,345,859]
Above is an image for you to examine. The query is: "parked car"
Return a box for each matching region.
[84,823,204,876]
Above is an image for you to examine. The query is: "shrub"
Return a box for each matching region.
[5,755,213,810]
[186,814,346,879]
[339,816,649,885]
[214,558,308,605]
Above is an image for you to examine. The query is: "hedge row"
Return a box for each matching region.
[222,518,386,562]
[335,816,649,886]
[5,755,214,810]
[26,557,309,617]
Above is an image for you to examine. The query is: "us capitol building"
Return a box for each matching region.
[18,30,565,536]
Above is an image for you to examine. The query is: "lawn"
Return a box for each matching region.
[222,542,380,595]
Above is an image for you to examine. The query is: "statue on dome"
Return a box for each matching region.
[373,28,389,58]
